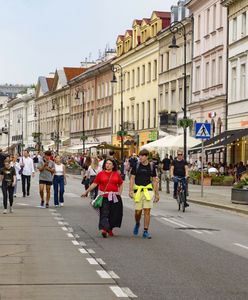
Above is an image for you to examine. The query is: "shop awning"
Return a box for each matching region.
[189,128,248,155]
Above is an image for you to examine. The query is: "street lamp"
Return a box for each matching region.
[34,106,42,152]
[4,119,10,155]
[111,64,124,168]
[17,114,24,155]
[169,21,188,158]
[75,89,87,154]
[52,99,60,154]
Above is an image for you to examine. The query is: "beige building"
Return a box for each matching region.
[158,8,192,136]
[35,68,85,152]
[69,56,114,152]
[112,11,171,154]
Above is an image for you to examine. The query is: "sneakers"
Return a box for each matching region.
[143,230,152,239]
[185,202,189,208]
[55,204,59,207]
[108,229,114,237]
[10,207,13,213]
[59,203,64,207]
[133,223,140,236]
[40,200,44,208]
[45,203,49,208]
[101,229,107,238]
[14,194,17,198]
[3,209,7,214]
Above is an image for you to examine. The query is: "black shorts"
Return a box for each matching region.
[39,180,53,186]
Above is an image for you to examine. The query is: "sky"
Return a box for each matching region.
[0,0,173,85]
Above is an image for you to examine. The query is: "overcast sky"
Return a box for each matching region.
[0,0,173,85]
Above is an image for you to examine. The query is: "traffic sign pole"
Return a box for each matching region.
[201,140,204,198]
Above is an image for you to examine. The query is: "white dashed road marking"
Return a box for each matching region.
[97,270,111,279]
[108,271,120,279]
[72,240,79,246]
[109,286,128,298]
[87,248,95,253]
[121,287,138,298]
[67,233,74,238]
[162,217,203,234]
[62,227,68,231]
[86,258,99,265]
[96,258,106,265]
[234,243,248,251]
[78,248,88,254]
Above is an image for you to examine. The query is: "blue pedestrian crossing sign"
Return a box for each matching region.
[195,123,211,139]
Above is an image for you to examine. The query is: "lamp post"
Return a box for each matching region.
[52,99,60,154]
[111,64,124,167]
[17,114,24,155]
[34,106,41,152]
[75,89,86,154]
[4,119,10,155]
[169,21,188,157]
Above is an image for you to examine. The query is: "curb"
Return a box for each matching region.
[188,198,248,216]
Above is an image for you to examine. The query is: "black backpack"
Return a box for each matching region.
[135,161,156,176]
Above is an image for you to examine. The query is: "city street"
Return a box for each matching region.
[1,175,248,299]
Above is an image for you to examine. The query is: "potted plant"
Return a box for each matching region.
[231,177,248,204]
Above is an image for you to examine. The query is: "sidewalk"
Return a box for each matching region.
[0,198,128,300]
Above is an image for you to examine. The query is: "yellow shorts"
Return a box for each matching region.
[134,191,154,210]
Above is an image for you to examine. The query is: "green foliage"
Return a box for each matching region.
[177,118,194,129]
[236,177,248,189]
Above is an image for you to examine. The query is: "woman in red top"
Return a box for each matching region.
[83,158,123,238]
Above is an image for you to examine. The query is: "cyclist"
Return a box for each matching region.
[170,150,189,207]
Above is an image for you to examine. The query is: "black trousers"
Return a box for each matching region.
[99,196,123,230]
[21,175,31,196]
[2,184,14,209]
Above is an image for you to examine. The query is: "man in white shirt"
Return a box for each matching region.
[20,150,35,197]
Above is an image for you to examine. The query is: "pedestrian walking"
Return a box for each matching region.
[0,159,16,214]
[81,156,92,191]
[20,150,35,197]
[129,149,160,239]
[82,158,123,238]
[10,155,21,197]
[87,157,101,200]
[53,155,67,207]
[37,151,55,208]
[0,149,8,169]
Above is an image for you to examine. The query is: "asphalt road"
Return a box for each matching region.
[13,175,248,300]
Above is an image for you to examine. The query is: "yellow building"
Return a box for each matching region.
[112,11,171,155]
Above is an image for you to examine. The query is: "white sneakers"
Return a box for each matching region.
[3,209,7,214]
[59,203,64,207]
[3,207,14,214]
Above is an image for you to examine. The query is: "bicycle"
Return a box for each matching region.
[174,177,187,212]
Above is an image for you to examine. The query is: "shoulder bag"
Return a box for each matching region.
[91,172,113,209]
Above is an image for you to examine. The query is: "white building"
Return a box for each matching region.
[0,95,10,151]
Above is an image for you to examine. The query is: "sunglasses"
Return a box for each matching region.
[178,154,183,156]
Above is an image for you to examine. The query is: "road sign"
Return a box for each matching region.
[195,123,211,139]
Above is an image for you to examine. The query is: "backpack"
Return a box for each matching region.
[135,161,156,176]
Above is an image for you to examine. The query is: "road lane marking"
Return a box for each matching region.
[162,217,202,234]
[234,243,248,250]
[68,227,74,232]
[108,271,120,279]
[96,258,106,265]
[78,248,88,254]
[86,258,99,265]
[121,287,138,298]
[72,240,79,246]
[110,286,128,298]
[173,219,213,235]
[54,217,64,221]
[67,233,74,238]
[79,241,86,246]
[87,248,95,253]
[97,270,111,279]
[62,227,68,231]
[16,203,30,206]
[74,234,80,238]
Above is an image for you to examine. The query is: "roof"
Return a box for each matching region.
[46,78,54,91]
[153,11,171,19]
[63,67,86,81]
[117,35,125,41]
[125,30,133,36]
[142,18,151,24]
[133,19,142,26]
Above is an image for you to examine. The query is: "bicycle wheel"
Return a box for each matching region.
[177,193,181,211]
[181,192,185,212]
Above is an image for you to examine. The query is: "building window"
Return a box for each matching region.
[148,63,151,82]
[241,63,246,99]
[218,56,223,84]
[153,99,156,127]
[127,72,130,89]
[142,102,145,129]
[213,4,216,31]
[136,67,140,86]
[197,14,201,40]
[212,59,216,86]
[136,104,139,130]
[165,52,169,71]
[147,100,150,128]
[153,60,157,80]
[160,54,164,73]
[242,12,246,36]
[131,69,135,88]
[233,17,237,41]
[195,66,200,91]
[232,67,237,101]
[205,62,209,88]
[206,8,210,35]
[142,65,145,84]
